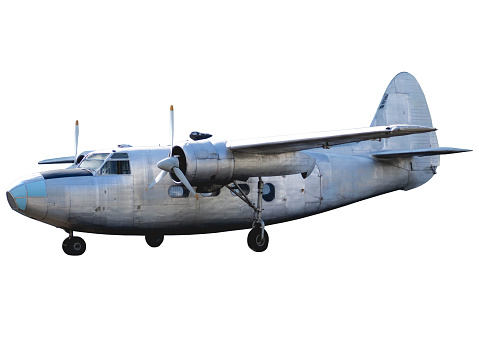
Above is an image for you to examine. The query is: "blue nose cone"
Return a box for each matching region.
[6,173,48,220]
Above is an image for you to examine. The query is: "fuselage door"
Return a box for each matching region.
[305,164,322,213]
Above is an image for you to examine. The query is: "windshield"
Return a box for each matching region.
[78,153,110,171]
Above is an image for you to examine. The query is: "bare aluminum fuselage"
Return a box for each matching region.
[7,143,429,236]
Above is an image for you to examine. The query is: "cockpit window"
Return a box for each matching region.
[78,153,109,171]
[111,153,129,159]
[78,152,131,175]
[99,153,131,175]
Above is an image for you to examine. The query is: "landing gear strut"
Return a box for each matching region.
[62,231,86,256]
[227,177,269,252]
[249,177,269,252]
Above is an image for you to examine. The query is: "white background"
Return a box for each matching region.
[1,1,477,358]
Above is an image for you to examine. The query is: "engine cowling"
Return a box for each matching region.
[171,140,234,186]
[171,140,316,189]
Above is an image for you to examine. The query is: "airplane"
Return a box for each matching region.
[6,72,472,256]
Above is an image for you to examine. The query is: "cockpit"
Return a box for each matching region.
[78,152,131,175]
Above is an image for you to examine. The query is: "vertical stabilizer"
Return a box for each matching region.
[371,73,439,190]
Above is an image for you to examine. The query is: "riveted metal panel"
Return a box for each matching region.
[45,178,71,227]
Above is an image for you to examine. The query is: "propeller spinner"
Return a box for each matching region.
[146,106,198,199]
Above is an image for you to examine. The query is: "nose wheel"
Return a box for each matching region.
[62,234,86,256]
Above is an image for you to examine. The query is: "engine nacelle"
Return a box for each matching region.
[172,140,234,186]
[171,140,316,188]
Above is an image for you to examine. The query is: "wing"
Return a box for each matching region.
[38,150,93,165]
[226,124,436,154]
[38,156,76,164]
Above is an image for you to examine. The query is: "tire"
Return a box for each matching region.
[62,236,86,256]
[247,228,269,252]
[145,234,164,248]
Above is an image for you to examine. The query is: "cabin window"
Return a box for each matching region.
[168,185,190,198]
[230,183,250,196]
[78,153,109,171]
[200,190,221,197]
[99,153,131,175]
[262,183,275,202]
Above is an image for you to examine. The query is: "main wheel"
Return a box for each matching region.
[62,236,86,256]
[247,227,269,252]
[145,234,164,248]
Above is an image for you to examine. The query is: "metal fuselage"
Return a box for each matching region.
[7,142,428,237]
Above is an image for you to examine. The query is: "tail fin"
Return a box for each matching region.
[371,72,439,189]
[371,72,439,150]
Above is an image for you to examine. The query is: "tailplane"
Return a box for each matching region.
[372,147,471,159]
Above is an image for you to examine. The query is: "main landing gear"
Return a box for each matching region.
[247,225,269,252]
[62,231,86,256]
[227,177,269,252]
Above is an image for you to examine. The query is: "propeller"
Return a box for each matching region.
[146,105,198,199]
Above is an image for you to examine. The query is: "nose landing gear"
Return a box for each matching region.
[62,231,86,256]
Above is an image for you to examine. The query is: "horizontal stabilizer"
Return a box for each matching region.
[38,156,76,165]
[227,124,436,154]
[372,147,472,159]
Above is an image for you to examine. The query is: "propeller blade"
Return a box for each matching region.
[169,105,174,156]
[146,169,168,191]
[173,167,198,200]
[74,120,79,164]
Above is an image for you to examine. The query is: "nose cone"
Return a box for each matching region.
[6,173,48,220]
